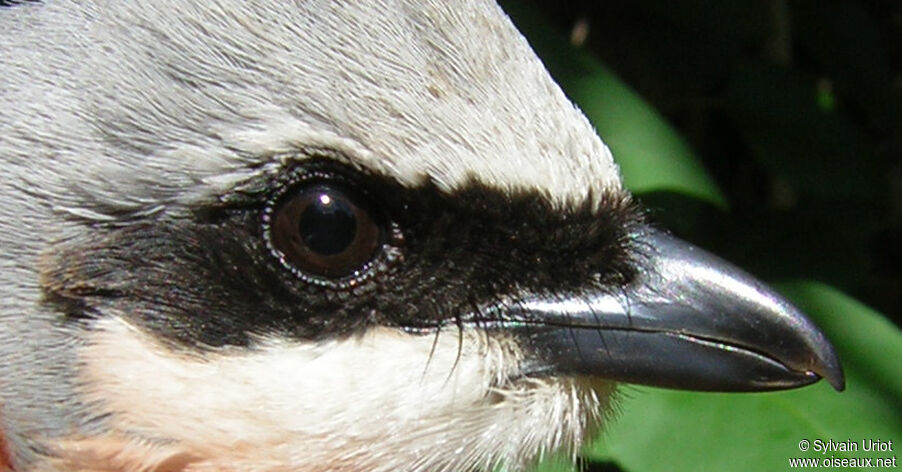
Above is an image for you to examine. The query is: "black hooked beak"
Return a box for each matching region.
[513,228,844,392]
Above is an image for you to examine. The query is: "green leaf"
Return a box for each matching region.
[500,3,727,208]
[564,63,727,208]
[582,282,900,472]
[531,457,578,472]
[775,280,902,401]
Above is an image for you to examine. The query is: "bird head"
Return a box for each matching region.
[0,1,843,471]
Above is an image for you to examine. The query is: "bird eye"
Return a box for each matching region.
[268,183,382,279]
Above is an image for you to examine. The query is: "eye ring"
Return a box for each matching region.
[262,167,400,288]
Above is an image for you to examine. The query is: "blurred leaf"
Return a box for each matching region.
[564,63,727,208]
[532,457,577,472]
[776,280,902,401]
[501,2,727,208]
[581,282,900,472]
[497,3,899,472]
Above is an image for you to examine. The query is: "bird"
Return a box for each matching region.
[0,1,844,471]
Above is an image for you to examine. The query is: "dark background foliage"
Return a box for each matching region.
[501,0,901,326]
[497,1,901,471]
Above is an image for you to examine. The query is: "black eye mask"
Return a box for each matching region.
[39,155,643,350]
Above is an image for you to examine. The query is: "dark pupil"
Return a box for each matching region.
[299,192,357,256]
